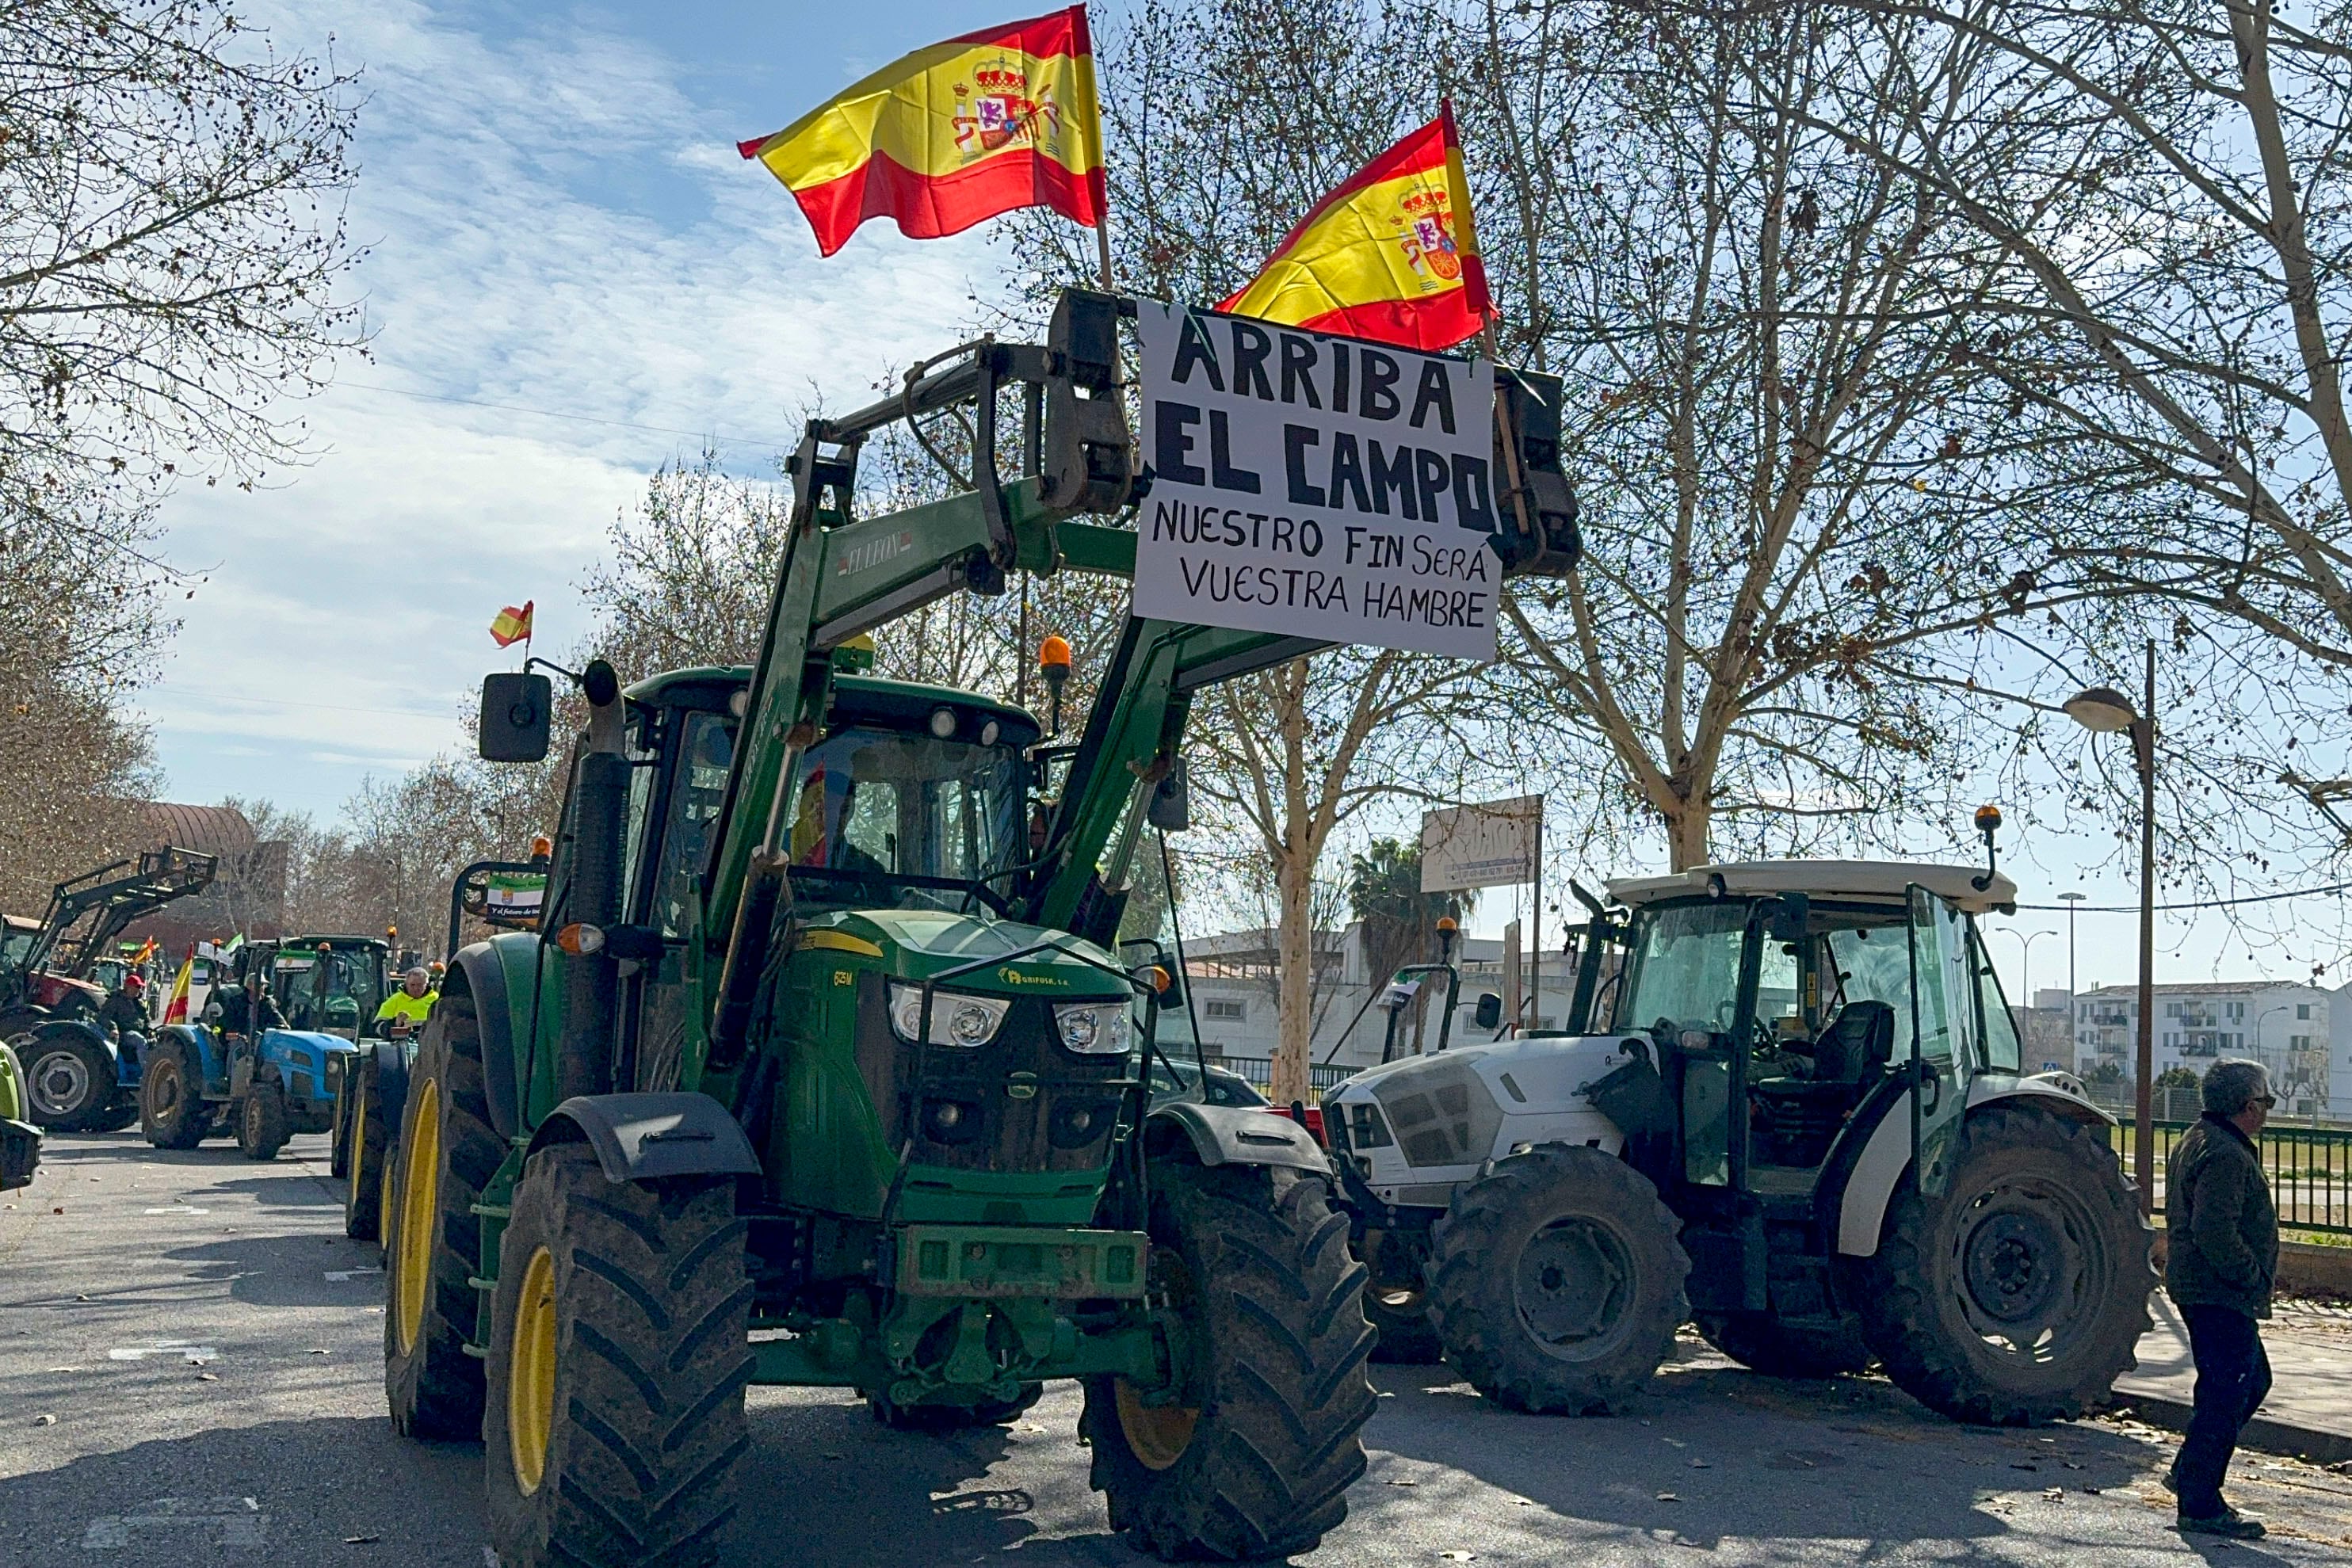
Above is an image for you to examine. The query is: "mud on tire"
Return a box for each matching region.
[385,996,501,1440]
[1694,1311,1873,1379]
[1082,1162,1375,1562]
[1854,1104,2153,1425]
[484,1143,753,1568]
[1426,1143,1690,1416]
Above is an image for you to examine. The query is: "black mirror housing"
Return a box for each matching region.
[481,672,553,762]
[1147,757,1190,833]
[1474,991,1503,1031]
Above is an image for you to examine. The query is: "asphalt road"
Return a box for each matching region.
[7,1131,2352,1567]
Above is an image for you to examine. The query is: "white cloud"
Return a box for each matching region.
[139,0,1010,818]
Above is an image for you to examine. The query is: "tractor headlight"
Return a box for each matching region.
[888,984,1009,1047]
[1052,1001,1132,1056]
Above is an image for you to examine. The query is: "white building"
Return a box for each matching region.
[2071,981,2335,1115]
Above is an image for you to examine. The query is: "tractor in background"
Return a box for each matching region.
[6,847,219,1131]
[139,938,362,1160]
[342,852,548,1246]
[1323,836,2154,1426]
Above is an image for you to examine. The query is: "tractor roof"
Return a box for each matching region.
[1606,860,2018,914]
[625,666,750,711]
[2,914,36,934]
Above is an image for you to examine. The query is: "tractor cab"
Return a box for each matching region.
[262,936,392,1040]
[1601,860,2024,1204]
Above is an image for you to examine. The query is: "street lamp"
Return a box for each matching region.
[1999,928,2056,1014]
[2255,1003,2291,1082]
[2058,891,2087,1070]
[2065,639,2157,1216]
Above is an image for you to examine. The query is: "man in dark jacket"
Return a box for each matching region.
[2164,1057,2280,1539]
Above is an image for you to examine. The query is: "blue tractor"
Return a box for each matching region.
[140,937,368,1160]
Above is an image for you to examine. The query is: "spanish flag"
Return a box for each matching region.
[738,7,1107,258]
[490,601,534,648]
[1219,101,1494,353]
[161,952,193,1026]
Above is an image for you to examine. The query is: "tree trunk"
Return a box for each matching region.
[1271,845,1315,1105]
[1666,794,1711,873]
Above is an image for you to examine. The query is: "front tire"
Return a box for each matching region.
[140,1040,213,1150]
[344,1056,390,1243]
[236,1083,290,1160]
[1082,1162,1374,1562]
[385,997,499,1440]
[1694,1311,1873,1379]
[21,1034,115,1131]
[1426,1144,1690,1415]
[484,1143,752,1568]
[1854,1104,2153,1425]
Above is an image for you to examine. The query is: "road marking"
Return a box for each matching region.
[106,1341,218,1363]
[324,1268,383,1281]
[142,1207,209,1215]
[82,1496,263,1548]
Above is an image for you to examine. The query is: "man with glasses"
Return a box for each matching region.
[2164,1058,2281,1539]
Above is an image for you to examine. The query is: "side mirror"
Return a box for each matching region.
[1474,992,1503,1031]
[480,672,553,762]
[1146,757,1190,832]
[1769,892,1810,944]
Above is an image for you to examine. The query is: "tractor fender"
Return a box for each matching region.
[445,933,538,1139]
[155,1024,227,1095]
[1144,1100,1331,1175]
[19,1017,117,1075]
[525,1092,761,1183]
[1834,1072,2115,1256]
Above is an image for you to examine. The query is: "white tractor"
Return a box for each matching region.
[1324,847,2154,1424]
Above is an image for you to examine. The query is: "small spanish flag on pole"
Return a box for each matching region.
[738,7,1109,273]
[490,601,534,649]
[161,949,193,1025]
[1219,101,1494,353]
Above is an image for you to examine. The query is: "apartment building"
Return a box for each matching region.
[2071,980,2335,1114]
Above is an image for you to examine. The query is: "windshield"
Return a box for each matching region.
[1,928,34,971]
[1620,902,1751,1033]
[277,947,385,1032]
[785,724,1023,913]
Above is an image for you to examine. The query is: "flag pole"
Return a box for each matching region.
[1094,212,1115,292]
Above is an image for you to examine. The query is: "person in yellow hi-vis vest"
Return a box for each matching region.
[373,967,437,1037]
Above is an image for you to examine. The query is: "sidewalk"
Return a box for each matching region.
[2112,1291,2352,1463]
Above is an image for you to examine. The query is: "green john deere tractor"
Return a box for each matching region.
[379,291,1576,1566]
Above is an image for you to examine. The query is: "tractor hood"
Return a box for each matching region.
[797,910,1130,1001]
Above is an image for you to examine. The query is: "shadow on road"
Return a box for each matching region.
[1361,1360,2164,1549]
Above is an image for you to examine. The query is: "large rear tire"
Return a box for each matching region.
[1694,1311,1873,1378]
[1425,1143,1689,1415]
[385,996,499,1440]
[484,1143,752,1568]
[139,1043,210,1150]
[21,1034,115,1131]
[1082,1162,1374,1562]
[1854,1104,2153,1425]
[344,1056,390,1243]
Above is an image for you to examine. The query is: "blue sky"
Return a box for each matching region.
[129,0,2350,1003]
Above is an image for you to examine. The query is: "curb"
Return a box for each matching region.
[2110,1394,2352,1467]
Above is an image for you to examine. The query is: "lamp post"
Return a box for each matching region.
[2064,639,2157,1216]
[2255,1003,2290,1081]
[2058,891,2087,1072]
[1999,928,2056,1014]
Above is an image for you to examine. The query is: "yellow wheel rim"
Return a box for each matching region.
[1114,1379,1200,1471]
[395,1079,441,1356]
[347,1076,368,1190]
[508,1245,558,1497]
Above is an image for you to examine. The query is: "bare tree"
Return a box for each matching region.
[1458,1,2144,869]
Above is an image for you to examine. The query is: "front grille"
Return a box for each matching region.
[852,975,1128,1173]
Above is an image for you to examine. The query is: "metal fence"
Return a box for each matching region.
[1212,1056,1356,1101]
[2102,1118,2352,1236]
